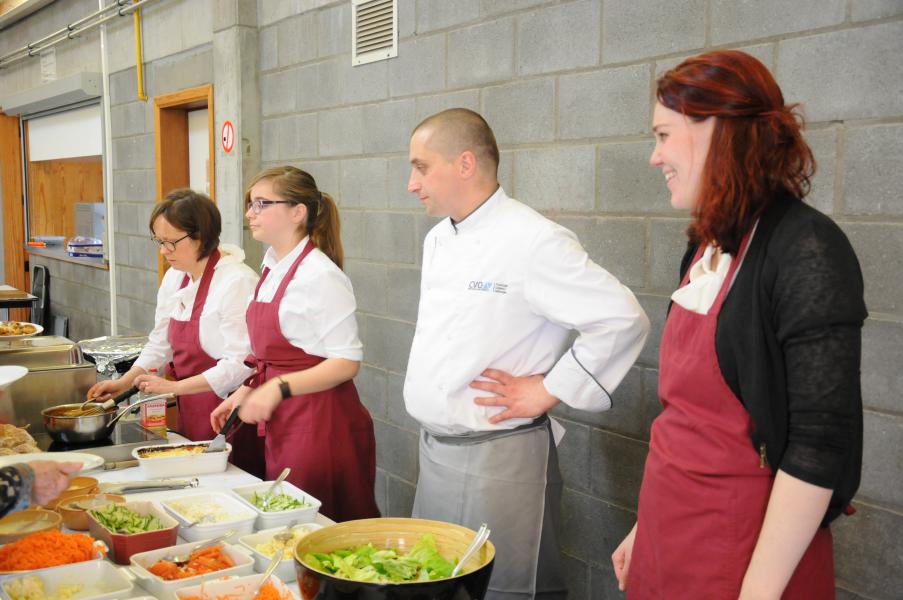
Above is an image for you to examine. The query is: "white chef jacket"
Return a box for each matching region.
[134,244,258,398]
[254,237,363,362]
[404,187,650,435]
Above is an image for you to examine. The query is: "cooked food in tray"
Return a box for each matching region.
[165,497,252,524]
[135,443,211,459]
[0,530,103,571]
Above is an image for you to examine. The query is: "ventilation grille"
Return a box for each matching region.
[352,0,397,66]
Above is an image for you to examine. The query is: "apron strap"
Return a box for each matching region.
[190,249,221,320]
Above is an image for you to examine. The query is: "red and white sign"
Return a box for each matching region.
[221,120,235,153]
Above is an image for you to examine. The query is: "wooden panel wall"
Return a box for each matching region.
[27,156,104,238]
[0,114,29,321]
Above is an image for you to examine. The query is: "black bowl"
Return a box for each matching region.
[294,517,495,600]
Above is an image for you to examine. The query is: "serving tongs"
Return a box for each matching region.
[205,406,241,453]
[99,477,200,495]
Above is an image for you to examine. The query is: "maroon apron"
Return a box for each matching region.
[627,234,834,599]
[244,240,380,522]
[167,250,266,478]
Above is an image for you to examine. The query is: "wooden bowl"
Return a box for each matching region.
[294,517,495,600]
[46,476,98,510]
[57,493,126,531]
[0,508,62,543]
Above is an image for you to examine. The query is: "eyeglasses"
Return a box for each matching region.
[151,233,192,252]
[246,198,293,215]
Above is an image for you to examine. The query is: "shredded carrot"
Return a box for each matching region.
[254,581,289,600]
[0,530,99,570]
[148,544,235,580]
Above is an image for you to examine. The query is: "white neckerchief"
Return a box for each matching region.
[670,244,733,315]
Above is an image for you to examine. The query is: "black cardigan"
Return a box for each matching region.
[677,195,867,525]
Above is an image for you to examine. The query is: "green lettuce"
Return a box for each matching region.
[303,534,456,582]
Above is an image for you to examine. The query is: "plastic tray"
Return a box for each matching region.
[0,559,134,600]
[174,572,299,600]
[161,491,256,543]
[128,541,253,600]
[238,522,323,581]
[132,441,231,478]
[230,480,321,530]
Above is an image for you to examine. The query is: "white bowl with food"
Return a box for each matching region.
[132,441,231,478]
[238,522,323,581]
[128,541,253,600]
[0,559,134,600]
[160,492,256,543]
[230,480,321,530]
[174,572,298,600]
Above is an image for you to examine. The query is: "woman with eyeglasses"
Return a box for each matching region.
[87,189,266,477]
[209,166,379,522]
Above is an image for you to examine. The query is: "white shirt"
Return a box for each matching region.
[134,244,258,398]
[255,237,363,361]
[404,187,650,435]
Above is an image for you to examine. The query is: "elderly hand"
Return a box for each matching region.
[470,368,560,424]
[28,461,82,506]
[133,374,179,396]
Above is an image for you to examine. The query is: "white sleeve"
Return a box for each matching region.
[200,271,257,398]
[524,224,650,412]
[133,269,178,373]
[281,267,363,361]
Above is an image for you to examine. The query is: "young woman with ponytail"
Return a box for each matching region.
[210,166,379,522]
[612,51,865,598]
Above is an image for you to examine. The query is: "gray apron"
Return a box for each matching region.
[412,418,567,600]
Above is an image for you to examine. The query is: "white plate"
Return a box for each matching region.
[0,451,104,472]
[0,322,43,340]
[0,366,27,387]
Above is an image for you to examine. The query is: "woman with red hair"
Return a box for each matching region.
[612,50,866,598]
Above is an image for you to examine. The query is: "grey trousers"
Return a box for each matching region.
[412,423,568,600]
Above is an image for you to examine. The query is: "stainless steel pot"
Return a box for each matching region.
[41,393,174,443]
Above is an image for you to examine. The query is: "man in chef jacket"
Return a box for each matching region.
[404,108,650,599]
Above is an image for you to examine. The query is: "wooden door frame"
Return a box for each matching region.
[153,84,215,283]
[0,113,29,321]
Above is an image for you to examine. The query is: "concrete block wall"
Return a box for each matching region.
[257,1,902,598]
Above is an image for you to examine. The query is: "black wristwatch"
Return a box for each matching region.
[276,377,292,400]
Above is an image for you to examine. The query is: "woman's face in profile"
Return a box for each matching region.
[649,102,716,210]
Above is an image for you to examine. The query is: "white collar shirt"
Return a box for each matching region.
[254,236,363,361]
[404,187,650,435]
[135,244,258,398]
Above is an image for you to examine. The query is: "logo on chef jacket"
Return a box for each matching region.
[468,280,507,294]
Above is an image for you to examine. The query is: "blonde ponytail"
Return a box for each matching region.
[309,191,343,269]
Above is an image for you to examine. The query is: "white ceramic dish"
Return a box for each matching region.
[175,572,299,600]
[0,322,43,340]
[230,480,321,530]
[238,522,323,582]
[131,440,231,478]
[128,541,253,600]
[161,491,256,543]
[0,451,104,472]
[0,366,27,388]
[0,559,134,600]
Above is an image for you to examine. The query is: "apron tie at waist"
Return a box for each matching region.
[425,414,549,446]
[242,355,266,388]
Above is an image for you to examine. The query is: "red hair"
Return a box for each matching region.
[657,50,815,255]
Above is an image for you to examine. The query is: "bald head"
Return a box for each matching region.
[412,108,500,177]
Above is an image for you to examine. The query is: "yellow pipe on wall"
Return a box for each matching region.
[133,0,146,101]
